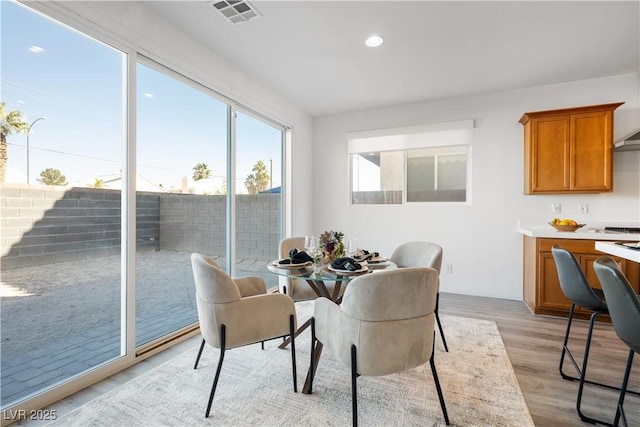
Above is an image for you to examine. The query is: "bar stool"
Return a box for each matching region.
[551,245,638,425]
[594,256,640,427]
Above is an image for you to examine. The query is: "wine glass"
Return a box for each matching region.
[307,236,323,275]
[306,235,317,255]
[347,238,358,257]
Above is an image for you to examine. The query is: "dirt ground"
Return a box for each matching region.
[0,250,275,361]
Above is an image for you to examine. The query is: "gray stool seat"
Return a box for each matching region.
[594,256,640,427]
[551,245,638,426]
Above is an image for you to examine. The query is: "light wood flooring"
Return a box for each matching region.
[439,293,639,427]
[15,293,640,427]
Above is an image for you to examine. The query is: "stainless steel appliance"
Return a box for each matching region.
[604,226,640,233]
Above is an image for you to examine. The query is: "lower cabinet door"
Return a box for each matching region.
[538,251,572,311]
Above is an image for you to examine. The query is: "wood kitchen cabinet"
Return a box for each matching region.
[519,102,623,194]
[523,236,640,320]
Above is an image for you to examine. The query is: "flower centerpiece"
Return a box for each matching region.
[319,230,345,264]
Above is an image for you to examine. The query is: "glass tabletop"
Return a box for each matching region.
[266,259,396,281]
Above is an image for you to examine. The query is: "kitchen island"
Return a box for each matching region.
[519,224,640,319]
[595,241,640,263]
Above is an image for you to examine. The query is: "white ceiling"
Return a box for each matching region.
[147,1,639,117]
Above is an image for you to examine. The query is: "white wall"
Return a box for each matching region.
[33,0,315,237]
[29,2,640,300]
[313,73,640,300]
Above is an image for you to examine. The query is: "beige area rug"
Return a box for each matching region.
[51,301,533,426]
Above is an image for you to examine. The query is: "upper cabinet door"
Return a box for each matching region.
[530,115,570,192]
[570,110,613,191]
[520,102,623,194]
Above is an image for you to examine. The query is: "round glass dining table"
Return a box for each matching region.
[266,260,396,301]
[267,259,396,393]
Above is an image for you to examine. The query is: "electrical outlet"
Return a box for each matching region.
[579,203,588,214]
[445,264,453,274]
[551,203,561,214]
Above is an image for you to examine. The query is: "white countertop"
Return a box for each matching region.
[518,223,640,241]
[595,241,640,263]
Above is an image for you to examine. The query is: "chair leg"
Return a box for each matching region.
[435,292,448,352]
[559,304,576,380]
[560,305,639,397]
[289,314,297,393]
[430,333,450,425]
[576,311,613,426]
[281,285,288,344]
[351,344,358,427]
[614,350,634,427]
[194,338,206,369]
[309,317,315,393]
[205,325,226,418]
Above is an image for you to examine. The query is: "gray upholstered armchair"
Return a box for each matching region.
[391,241,448,351]
[190,253,298,417]
[309,267,450,426]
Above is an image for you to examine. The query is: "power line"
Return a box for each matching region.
[6,141,232,180]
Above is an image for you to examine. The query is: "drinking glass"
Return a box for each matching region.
[307,235,317,255]
[313,255,322,276]
[348,238,358,257]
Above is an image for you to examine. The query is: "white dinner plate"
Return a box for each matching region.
[328,264,369,275]
[271,259,312,269]
[367,256,389,264]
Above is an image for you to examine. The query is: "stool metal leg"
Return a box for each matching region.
[560,306,640,395]
[613,350,634,427]
[575,311,613,426]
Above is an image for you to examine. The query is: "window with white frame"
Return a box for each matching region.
[349,120,473,204]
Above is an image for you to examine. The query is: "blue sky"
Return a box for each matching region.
[1,1,282,191]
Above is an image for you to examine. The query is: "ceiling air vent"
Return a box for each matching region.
[210,0,262,24]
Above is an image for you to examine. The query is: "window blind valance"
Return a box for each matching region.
[347,119,474,154]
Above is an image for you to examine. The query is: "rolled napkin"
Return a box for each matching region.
[354,249,379,262]
[330,257,362,272]
[279,248,314,264]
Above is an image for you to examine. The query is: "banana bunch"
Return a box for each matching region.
[551,218,578,226]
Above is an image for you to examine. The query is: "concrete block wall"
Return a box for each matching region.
[236,194,281,260]
[159,193,281,260]
[1,185,159,270]
[1,185,281,270]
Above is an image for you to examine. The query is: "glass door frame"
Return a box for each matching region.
[227,105,287,276]
[1,4,291,420]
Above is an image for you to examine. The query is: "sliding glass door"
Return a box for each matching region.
[1,1,125,407]
[135,62,228,347]
[0,2,286,414]
[233,111,283,288]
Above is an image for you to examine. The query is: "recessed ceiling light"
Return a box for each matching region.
[365,35,384,48]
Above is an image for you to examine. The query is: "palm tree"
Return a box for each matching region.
[245,173,258,194]
[0,102,28,183]
[38,168,67,186]
[244,160,270,194]
[192,163,211,181]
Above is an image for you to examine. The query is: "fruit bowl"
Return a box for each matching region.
[548,222,586,232]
